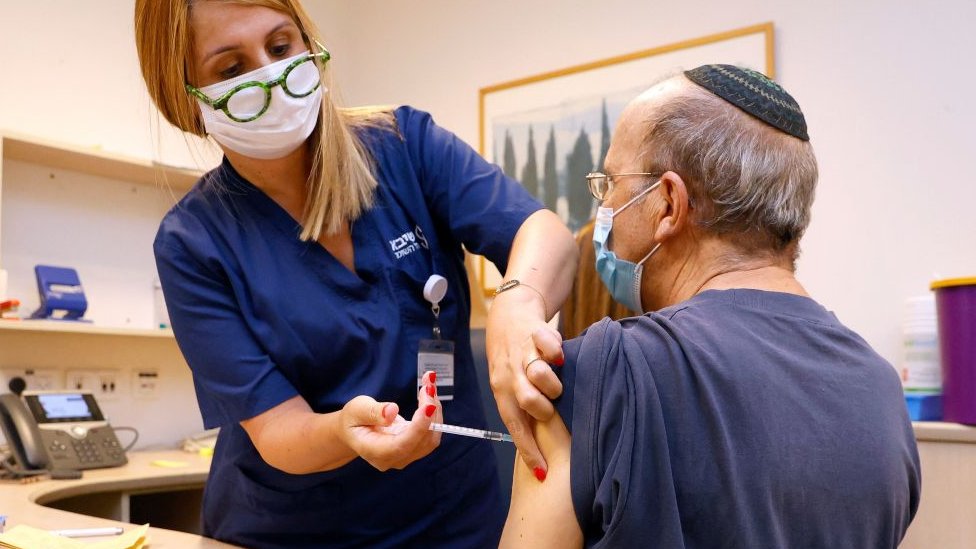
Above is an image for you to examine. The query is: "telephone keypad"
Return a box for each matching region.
[38,426,128,470]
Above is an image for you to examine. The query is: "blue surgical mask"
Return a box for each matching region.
[593,181,662,313]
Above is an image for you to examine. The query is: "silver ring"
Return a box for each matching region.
[524,356,546,373]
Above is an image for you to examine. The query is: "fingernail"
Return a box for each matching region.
[381,403,394,418]
[533,467,547,482]
[426,384,436,397]
[425,404,436,417]
[554,357,565,366]
[430,371,437,383]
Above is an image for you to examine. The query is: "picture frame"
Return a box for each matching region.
[476,22,775,295]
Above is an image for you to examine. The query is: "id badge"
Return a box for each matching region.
[418,339,454,401]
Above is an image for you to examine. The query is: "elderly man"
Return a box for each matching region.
[501,65,920,548]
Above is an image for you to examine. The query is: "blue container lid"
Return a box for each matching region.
[905,393,943,422]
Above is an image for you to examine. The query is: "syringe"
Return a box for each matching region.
[429,422,513,443]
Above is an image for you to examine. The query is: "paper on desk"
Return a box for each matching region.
[0,523,149,549]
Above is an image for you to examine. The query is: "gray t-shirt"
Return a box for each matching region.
[556,289,920,548]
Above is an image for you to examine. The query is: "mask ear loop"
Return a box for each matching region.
[636,242,661,266]
[610,179,662,218]
[624,179,665,265]
[631,238,662,314]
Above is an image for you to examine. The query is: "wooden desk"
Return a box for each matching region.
[901,422,976,548]
[0,450,236,547]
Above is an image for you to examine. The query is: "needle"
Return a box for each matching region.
[429,422,513,443]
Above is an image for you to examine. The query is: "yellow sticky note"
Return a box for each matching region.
[150,459,188,468]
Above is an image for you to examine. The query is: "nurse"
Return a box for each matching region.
[133,1,577,547]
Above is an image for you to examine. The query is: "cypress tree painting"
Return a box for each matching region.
[565,128,595,229]
[520,126,540,199]
[478,24,770,295]
[542,125,558,212]
[598,99,611,173]
[489,92,638,233]
[502,130,517,180]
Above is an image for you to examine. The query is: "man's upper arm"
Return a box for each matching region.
[500,411,582,548]
[500,319,616,548]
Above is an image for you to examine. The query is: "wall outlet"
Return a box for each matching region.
[65,369,123,400]
[133,369,159,399]
[0,368,62,393]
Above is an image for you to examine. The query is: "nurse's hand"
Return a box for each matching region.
[487,291,565,481]
[338,371,442,472]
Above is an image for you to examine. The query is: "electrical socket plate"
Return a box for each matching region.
[132,369,159,399]
[0,368,62,393]
[65,369,123,400]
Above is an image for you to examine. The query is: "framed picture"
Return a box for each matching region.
[476,22,774,294]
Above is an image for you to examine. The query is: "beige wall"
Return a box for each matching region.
[1,0,974,445]
[306,0,976,370]
[0,0,219,170]
[4,1,974,366]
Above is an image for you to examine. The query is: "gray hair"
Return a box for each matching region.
[641,78,818,258]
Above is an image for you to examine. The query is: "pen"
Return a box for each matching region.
[50,526,125,538]
[429,422,513,443]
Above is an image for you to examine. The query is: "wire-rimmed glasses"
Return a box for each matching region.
[186,48,331,123]
[585,172,658,201]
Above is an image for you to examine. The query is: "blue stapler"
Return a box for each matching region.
[30,265,90,321]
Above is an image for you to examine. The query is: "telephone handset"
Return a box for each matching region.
[0,391,127,473]
[0,393,50,470]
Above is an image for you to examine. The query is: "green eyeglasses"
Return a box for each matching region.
[186,47,331,123]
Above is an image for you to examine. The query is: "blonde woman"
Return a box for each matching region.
[135,1,576,546]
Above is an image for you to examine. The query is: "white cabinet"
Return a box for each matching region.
[902,422,976,548]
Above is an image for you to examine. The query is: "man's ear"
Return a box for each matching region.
[653,171,690,243]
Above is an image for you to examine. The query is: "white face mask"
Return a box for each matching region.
[193,51,325,160]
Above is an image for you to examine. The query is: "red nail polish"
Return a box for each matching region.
[533,467,547,482]
[426,384,436,397]
[425,404,436,417]
[554,357,565,366]
[430,371,437,383]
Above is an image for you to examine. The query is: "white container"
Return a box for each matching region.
[901,295,941,391]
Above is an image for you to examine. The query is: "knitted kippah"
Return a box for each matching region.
[684,64,809,141]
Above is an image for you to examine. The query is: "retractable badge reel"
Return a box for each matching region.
[418,275,454,400]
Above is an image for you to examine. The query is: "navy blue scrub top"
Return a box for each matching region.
[154,106,542,548]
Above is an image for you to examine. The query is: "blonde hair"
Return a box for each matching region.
[134,0,389,239]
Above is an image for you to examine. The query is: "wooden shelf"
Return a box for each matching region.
[0,320,174,338]
[0,132,201,191]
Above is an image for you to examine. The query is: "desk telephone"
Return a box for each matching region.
[0,390,127,473]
